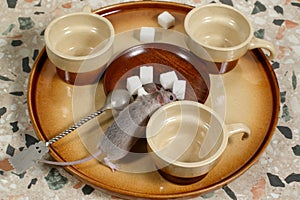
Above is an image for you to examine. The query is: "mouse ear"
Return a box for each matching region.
[144,83,158,93]
[156,89,165,104]
[156,94,164,104]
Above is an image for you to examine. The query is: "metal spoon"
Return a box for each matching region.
[9,89,131,173]
[46,89,131,146]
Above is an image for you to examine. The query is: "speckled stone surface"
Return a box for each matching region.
[0,0,299,199]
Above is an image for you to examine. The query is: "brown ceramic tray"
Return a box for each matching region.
[28,2,280,199]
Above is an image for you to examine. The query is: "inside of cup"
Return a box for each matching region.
[47,13,112,58]
[147,102,224,164]
[187,6,251,48]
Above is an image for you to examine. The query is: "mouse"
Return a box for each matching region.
[38,88,177,171]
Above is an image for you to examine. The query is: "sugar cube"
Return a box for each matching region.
[172,80,186,100]
[127,76,142,95]
[158,11,175,29]
[137,87,148,96]
[160,71,178,89]
[140,27,155,42]
[140,66,153,85]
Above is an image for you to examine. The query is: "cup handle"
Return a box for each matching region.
[83,6,92,13]
[248,37,276,59]
[226,123,250,140]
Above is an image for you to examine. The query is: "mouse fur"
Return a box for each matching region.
[38,89,176,171]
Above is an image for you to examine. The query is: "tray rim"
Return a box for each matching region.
[27,1,280,199]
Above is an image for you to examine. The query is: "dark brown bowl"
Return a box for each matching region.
[103,43,210,103]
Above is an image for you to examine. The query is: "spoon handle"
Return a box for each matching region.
[46,109,105,146]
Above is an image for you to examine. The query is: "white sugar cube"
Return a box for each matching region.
[140,66,153,84]
[127,76,142,95]
[158,11,175,29]
[137,87,148,96]
[160,71,178,89]
[140,27,155,42]
[172,80,186,100]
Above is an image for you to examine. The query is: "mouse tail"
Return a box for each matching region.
[37,150,102,166]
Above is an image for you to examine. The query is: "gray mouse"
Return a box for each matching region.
[38,88,177,171]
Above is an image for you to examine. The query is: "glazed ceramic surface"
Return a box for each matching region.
[103,42,210,103]
[184,4,275,63]
[44,11,114,85]
[45,12,114,73]
[27,2,279,199]
[146,101,251,179]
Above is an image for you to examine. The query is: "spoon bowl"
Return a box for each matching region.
[105,89,132,111]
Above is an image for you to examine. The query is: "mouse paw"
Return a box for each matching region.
[104,157,119,172]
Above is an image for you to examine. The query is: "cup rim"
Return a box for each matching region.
[146,100,228,168]
[44,12,115,61]
[184,3,253,52]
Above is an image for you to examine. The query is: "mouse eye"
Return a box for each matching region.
[169,95,174,101]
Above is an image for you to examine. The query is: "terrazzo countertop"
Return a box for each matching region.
[0,0,299,199]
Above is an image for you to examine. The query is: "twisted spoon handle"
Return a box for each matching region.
[46,109,105,146]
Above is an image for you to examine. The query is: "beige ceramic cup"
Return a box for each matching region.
[184,4,275,74]
[45,10,114,85]
[146,100,250,184]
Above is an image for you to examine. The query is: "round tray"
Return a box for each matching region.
[28,1,280,199]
